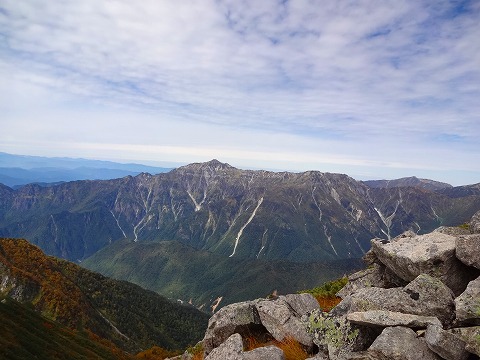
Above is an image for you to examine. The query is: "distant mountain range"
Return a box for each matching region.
[0,152,172,188]
[0,238,208,354]
[0,158,479,310]
[0,159,478,263]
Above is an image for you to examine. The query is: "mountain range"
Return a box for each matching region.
[0,152,172,188]
[0,159,478,263]
[0,158,479,310]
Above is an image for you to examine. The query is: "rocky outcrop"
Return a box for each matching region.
[179,214,480,360]
[456,234,480,269]
[368,326,442,360]
[202,293,319,357]
[455,277,480,325]
[425,324,469,360]
[471,210,480,233]
[370,231,474,295]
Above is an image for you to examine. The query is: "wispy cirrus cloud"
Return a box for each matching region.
[0,0,479,184]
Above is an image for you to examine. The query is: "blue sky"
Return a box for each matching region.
[0,0,479,185]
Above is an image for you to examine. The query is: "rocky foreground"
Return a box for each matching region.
[170,211,480,360]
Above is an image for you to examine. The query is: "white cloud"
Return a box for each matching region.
[0,0,479,185]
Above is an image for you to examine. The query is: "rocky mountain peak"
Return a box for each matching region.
[176,159,234,173]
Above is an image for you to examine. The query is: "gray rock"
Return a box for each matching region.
[456,234,480,269]
[402,274,455,325]
[203,301,262,354]
[471,210,480,234]
[371,231,473,295]
[283,293,320,316]
[336,265,387,299]
[305,354,329,360]
[449,326,480,356]
[435,226,470,236]
[341,274,455,326]
[455,276,480,325]
[256,298,314,348]
[347,310,441,329]
[204,333,244,360]
[425,324,469,360]
[368,326,442,360]
[243,346,285,360]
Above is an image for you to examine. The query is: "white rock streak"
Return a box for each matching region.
[256,229,268,258]
[311,187,323,222]
[50,214,58,244]
[187,189,206,212]
[229,197,264,257]
[375,200,401,240]
[323,224,338,256]
[109,210,127,238]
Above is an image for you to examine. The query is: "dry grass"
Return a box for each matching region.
[276,337,310,360]
[244,335,310,360]
[315,295,342,312]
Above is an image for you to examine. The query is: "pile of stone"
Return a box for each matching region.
[170,211,480,360]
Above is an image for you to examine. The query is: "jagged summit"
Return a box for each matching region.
[177,159,234,172]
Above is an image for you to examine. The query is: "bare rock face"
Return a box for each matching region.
[336,263,405,299]
[203,294,318,356]
[456,234,480,270]
[449,326,480,356]
[202,302,262,355]
[425,324,469,360]
[368,326,442,360]
[256,297,316,349]
[347,310,441,329]
[471,210,480,234]
[455,276,480,325]
[371,231,474,295]
[284,293,320,316]
[243,346,285,360]
[204,333,244,360]
[341,274,455,326]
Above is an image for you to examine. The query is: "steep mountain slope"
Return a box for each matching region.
[363,176,452,191]
[82,239,363,310]
[0,160,478,263]
[0,238,209,352]
[0,297,132,360]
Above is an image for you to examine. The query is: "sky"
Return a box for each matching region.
[1,1,479,186]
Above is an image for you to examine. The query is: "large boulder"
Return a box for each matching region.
[456,234,480,270]
[449,326,480,357]
[347,310,441,329]
[204,333,244,360]
[471,210,480,234]
[336,264,405,299]
[204,333,286,360]
[256,297,315,349]
[283,293,320,316]
[243,346,285,360]
[371,231,474,295]
[425,324,469,360]
[455,276,480,325]
[203,294,318,355]
[367,326,442,360]
[202,301,262,354]
[339,274,455,326]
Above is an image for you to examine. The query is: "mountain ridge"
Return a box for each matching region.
[0,159,479,263]
[0,238,209,352]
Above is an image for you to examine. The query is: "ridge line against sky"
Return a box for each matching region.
[0,0,479,185]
